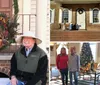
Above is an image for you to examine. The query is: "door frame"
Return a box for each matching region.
[76,8,86,30]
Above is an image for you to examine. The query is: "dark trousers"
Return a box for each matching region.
[60,68,68,85]
[41,77,47,85]
[69,71,78,85]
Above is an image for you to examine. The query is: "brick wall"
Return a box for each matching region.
[0,45,20,77]
[51,30,100,41]
[0,60,10,76]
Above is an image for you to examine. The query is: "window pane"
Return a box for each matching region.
[62,9,69,23]
[90,43,97,61]
[93,9,99,23]
[57,42,68,55]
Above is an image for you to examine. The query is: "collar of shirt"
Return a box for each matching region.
[25,48,32,57]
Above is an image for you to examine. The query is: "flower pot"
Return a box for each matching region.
[62,24,65,30]
[0,39,2,48]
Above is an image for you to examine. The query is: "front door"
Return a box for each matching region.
[77,8,85,30]
[0,0,12,16]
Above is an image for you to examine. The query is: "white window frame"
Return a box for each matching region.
[56,42,68,55]
[90,8,100,24]
[90,43,97,62]
[59,8,72,23]
[50,9,55,24]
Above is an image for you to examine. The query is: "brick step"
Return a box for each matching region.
[50,30,100,41]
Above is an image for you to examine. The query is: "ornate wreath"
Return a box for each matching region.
[0,0,19,50]
[78,9,83,14]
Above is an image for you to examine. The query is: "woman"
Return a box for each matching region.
[56,47,68,85]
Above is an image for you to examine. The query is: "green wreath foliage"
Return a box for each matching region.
[78,9,83,14]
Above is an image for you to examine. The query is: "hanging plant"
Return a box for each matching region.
[0,0,19,50]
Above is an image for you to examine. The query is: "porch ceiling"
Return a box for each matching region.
[53,0,100,4]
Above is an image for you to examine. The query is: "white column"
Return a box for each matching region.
[23,0,31,32]
[23,0,31,14]
[54,43,57,64]
[36,0,47,52]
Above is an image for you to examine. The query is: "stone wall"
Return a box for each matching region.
[0,60,10,76]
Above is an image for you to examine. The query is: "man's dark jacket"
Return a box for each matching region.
[10,43,48,85]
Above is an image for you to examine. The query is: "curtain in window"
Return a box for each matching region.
[59,8,72,23]
[93,9,99,23]
[62,9,69,23]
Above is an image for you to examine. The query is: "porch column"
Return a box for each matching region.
[23,0,31,32]
[54,43,57,64]
[36,0,47,52]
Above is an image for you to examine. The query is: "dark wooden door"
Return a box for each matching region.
[0,0,12,16]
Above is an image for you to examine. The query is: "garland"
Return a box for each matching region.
[0,0,19,50]
[13,0,19,15]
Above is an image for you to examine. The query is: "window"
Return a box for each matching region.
[62,9,69,23]
[90,8,100,23]
[59,8,72,23]
[56,42,68,55]
[50,9,55,23]
[90,43,97,61]
[93,9,99,23]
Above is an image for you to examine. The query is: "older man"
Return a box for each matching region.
[68,47,80,85]
[7,31,48,85]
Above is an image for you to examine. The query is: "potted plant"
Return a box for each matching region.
[0,0,19,50]
[64,18,67,24]
[94,18,99,22]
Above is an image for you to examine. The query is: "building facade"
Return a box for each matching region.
[50,0,100,41]
[0,0,50,78]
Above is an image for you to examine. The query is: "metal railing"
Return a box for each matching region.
[17,14,36,34]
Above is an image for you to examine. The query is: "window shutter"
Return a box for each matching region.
[69,9,72,23]
[90,8,93,23]
[52,9,55,23]
[50,9,55,23]
[59,9,62,23]
[99,10,100,23]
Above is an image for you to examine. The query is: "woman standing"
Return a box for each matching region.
[56,47,68,85]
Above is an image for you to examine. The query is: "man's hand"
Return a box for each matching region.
[11,76,18,85]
